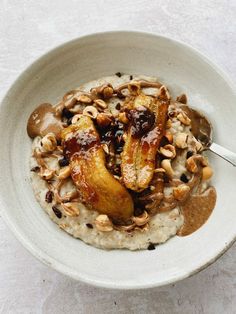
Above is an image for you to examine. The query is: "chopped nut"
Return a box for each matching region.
[83,106,98,119]
[161,159,174,177]
[71,114,82,124]
[159,144,176,159]
[118,112,129,124]
[95,215,113,232]
[128,82,141,95]
[132,211,150,226]
[173,184,190,201]
[175,133,188,149]
[94,99,108,109]
[103,86,114,99]
[96,113,112,127]
[40,168,54,180]
[202,166,213,180]
[177,111,191,125]
[186,154,208,173]
[192,137,203,152]
[75,94,92,104]
[41,133,57,152]
[58,165,71,179]
[61,202,80,217]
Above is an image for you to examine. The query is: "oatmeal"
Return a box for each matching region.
[27,74,216,250]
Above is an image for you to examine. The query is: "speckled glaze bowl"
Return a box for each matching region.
[0,31,236,289]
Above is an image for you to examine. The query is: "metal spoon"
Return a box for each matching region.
[181,105,236,166]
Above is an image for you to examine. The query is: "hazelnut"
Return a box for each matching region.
[128,82,141,95]
[176,94,187,104]
[186,154,208,173]
[41,133,57,152]
[103,86,114,99]
[159,85,170,100]
[202,166,213,180]
[61,202,80,217]
[76,94,92,104]
[71,114,82,124]
[177,111,191,125]
[175,133,188,149]
[95,215,113,232]
[161,159,174,177]
[94,99,108,109]
[132,211,150,226]
[159,144,176,159]
[83,106,98,119]
[173,184,190,201]
[39,168,54,180]
[96,113,112,127]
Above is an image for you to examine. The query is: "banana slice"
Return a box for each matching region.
[61,116,134,222]
[121,86,169,191]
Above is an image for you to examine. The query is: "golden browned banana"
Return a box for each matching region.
[61,116,134,222]
[121,86,169,191]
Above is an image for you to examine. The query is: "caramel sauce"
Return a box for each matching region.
[177,187,217,236]
[27,103,63,139]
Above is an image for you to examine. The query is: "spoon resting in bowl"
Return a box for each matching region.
[181,106,236,166]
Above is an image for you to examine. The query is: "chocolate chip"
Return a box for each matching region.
[147,243,156,250]
[187,151,193,159]
[115,102,121,110]
[58,156,69,167]
[115,72,122,77]
[86,223,93,229]
[62,108,74,119]
[180,173,189,183]
[130,75,133,80]
[45,191,53,203]
[52,206,62,218]
[31,166,40,172]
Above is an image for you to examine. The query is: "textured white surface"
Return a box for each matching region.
[0,0,236,313]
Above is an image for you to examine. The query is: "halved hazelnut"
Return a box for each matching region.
[177,111,191,125]
[76,94,92,104]
[71,114,82,124]
[175,133,188,149]
[83,106,98,119]
[161,159,174,177]
[61,202,80,217]
[41,133,57,152]
[186,154,208,173]
[159,144,176,159]
[39,168,54,180]
[132,211,150,226]
[94,99,108,109]
[96,113,112,127]
[173,184,190,201]
[95,215,113,232]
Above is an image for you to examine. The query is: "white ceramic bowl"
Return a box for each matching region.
[0,31,236,289]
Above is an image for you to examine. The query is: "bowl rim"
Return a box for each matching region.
[0,30,236,290]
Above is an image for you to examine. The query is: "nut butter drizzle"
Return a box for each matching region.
[27,103,64,139]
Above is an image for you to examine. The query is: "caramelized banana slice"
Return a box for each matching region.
[121,86,169,191]
[61,116,134,222]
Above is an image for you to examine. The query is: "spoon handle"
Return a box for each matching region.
[210,143,236,166]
